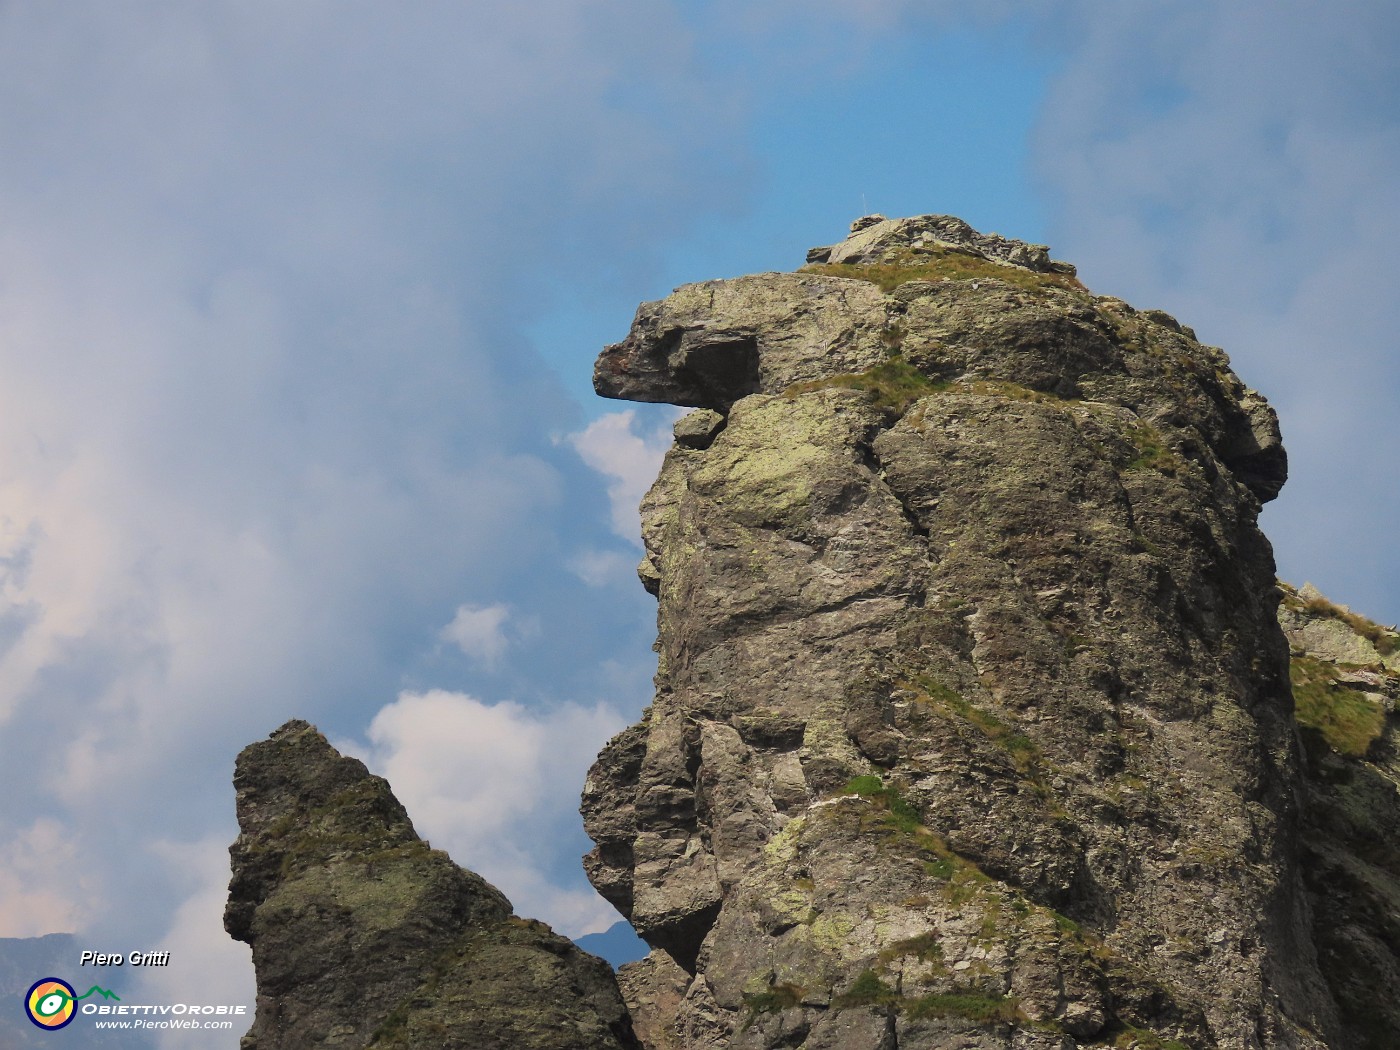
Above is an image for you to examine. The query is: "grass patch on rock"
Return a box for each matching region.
[739,981,806,1031]
[834,969,900,1008]
[835,970,1025,1028]
[783,358,946,416]
[1111,1027,1192,1050]
[1300,594,1400,656]
[1124,422,1179,475]
[1290,655,1387,758]
[838,774,923,835]
[831,774,986,887]
[955,378,1074,404]
[908,675,1044,779]
[905,990,1021,1023]
[878,931,944,965]
[801,249,1085,295]
[923,856,957,880]
[742,982,805,1014]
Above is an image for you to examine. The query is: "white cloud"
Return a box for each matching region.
[353,689,626,936]
[8,0,1389,1031]
[0,5,753,1024]
[568,410,677,542]
[569,548,638,588]
[440,603,512,667]
[0,820,90,937]
[134,837,254,1047]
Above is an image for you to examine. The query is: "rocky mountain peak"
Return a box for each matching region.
[806,213,1077,276]
[595,214,1285,502]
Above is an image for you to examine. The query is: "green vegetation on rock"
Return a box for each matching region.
[227,720,638,1050]
[909,675,1044,779]
[801,248,1084,294]
[838,774,923,834]
[834,969,899,1008]
[741,981,805,1025]
[878,931,944,964]
[834,968,1023,1027]
[783,358,946,415]
[1297,594,1400,656]
[1290,655,1386,758]
[1111,1027,1192,1050]
[955,378,1072,403]
[579,214,1374,1049]
[1124,421,1180,475]
[905,990,1021,1023]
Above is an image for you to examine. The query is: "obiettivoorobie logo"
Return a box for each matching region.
[24,978,119,1031]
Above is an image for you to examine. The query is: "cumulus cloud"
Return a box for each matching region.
[439,603,512,667]
[6,6,1389,1046]
[0,820,90,937]
[134,837,254,1047]
[568,410,677,542]
[351,689,627,936]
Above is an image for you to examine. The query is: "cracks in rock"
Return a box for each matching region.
[856,429,931,544]
[855,429,934,624]
[812,585,920,620]
[707,584,921,640]
[653,900,722,976]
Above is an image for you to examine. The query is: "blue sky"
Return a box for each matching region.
[0,4,1395,1046]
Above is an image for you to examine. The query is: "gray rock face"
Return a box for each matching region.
[1280,583,1400,1050]
[582,217,1351,1048]
[226,720,639,1050]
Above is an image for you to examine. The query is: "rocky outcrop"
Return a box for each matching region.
[223,217,1400,1050]
[225,720,639,1050]
[1281,584,1400,1049]
[582,215,1349,1048]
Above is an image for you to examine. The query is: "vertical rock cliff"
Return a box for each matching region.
[225,720,640,1050]
[581,215,1344,1049]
